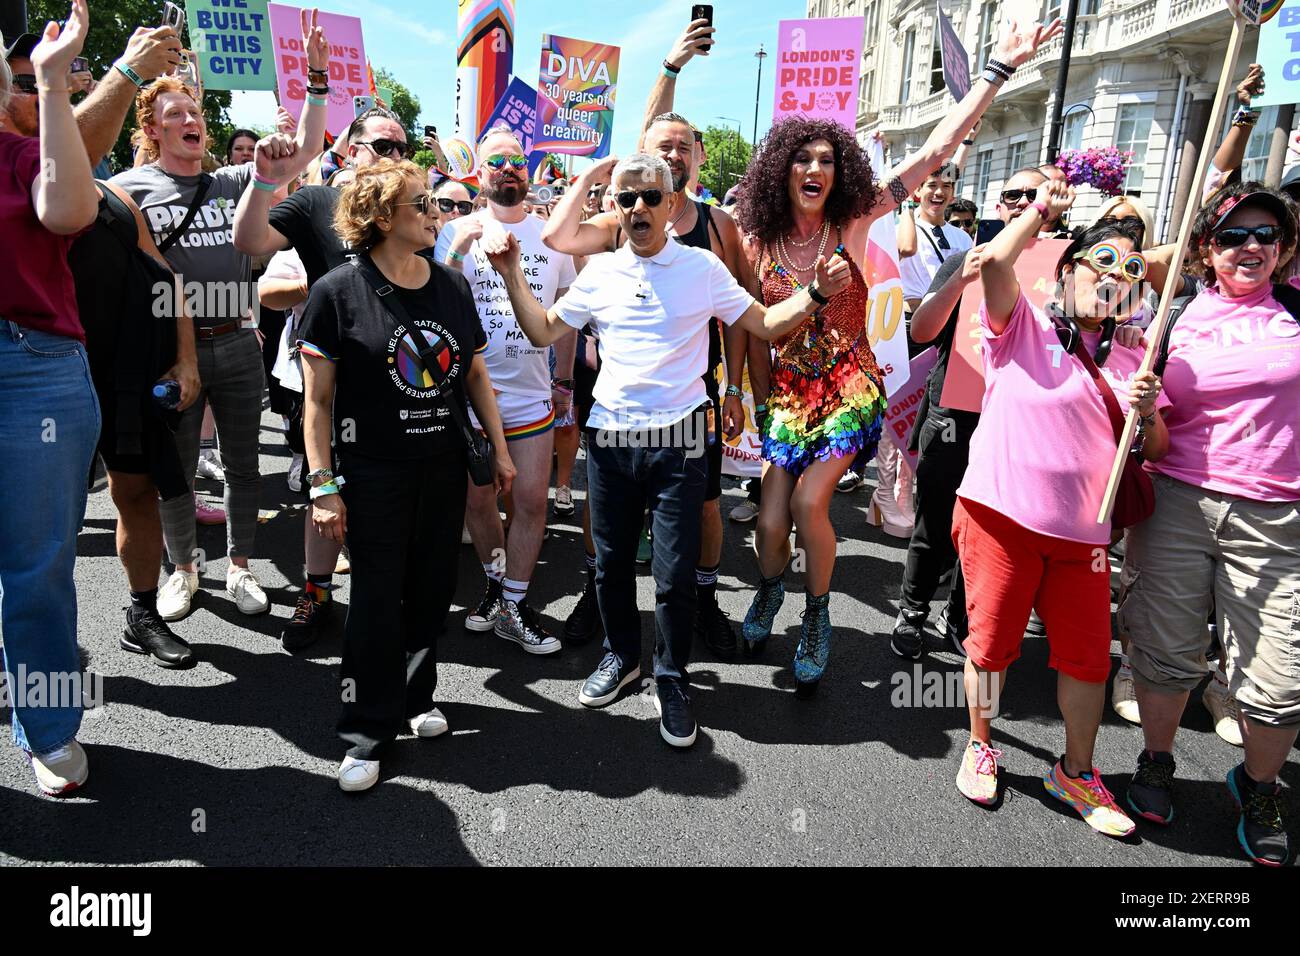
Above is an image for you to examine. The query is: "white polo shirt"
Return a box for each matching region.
[552,240,755,430]
[900,219,973,301]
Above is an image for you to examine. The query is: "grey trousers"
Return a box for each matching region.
[161,329,265,567]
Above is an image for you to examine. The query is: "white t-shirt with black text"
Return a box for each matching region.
[899,219,973,302]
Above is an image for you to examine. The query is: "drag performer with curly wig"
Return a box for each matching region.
[734,16,1062,697]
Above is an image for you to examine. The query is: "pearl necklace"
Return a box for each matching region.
[777,221,829,275]
[785,220,827,248]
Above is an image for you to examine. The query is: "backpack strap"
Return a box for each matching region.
[158,172,213,255]
[1154,294,1193,378]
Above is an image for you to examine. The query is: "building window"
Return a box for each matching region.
[976,2,999,72]
[930,30,944,94]
[1008,140,1026,175]
[1218,104,1279,182]
[1062,108,1087,152]
[975,149,994,215]
[1114,101,1156,195]
[899,28,916,103]
[865,0,879,47]
[1042,0,1062,22]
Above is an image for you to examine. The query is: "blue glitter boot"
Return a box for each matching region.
[793,592,832,699]
[742,574,785,657]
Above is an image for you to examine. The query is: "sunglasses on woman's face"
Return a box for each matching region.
[1000,187,1037,204]
[1074,241,1147,281]
[359,138,411,159]
[10,74,38,95]
[614,188,665,209]
[484,153,529,171]
[1098,214,1146,240]
[437,198,473,216]
[395,192,437,215]
[1212,224,1283,249]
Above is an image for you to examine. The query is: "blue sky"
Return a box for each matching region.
[229,0,803,167]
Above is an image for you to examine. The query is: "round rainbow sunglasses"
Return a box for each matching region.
[1073,241,1147,282]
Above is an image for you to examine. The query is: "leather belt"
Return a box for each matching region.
[195,321,242,339]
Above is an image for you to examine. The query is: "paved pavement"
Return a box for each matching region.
[2,410,1293,866]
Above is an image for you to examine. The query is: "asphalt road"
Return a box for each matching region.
[2,410,1293,866]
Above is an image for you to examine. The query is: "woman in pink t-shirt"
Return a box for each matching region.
[950,178,1164,838]
[1120,183,1300,867]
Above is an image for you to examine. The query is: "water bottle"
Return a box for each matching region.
[152,380,182,410]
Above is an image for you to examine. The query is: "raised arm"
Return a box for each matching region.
[30,1,98,235]
[540,156,621,255]
[75,25,181,164]
[911,245,984,345]
[482,233,576,346]
[1208,64,1265,194]
[981,180,1073,332]
[868,18,1062,227]
[639,18,715,147]
[897,201,919,258]
[948,117,982,175]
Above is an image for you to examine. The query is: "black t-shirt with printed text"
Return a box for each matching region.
[297,259,487,459]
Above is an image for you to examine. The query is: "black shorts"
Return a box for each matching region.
[575,328,599,432]
[89,359,151,476]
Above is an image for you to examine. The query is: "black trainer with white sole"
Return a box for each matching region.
[654,681,697,748]
[465,579,503,632]
[578,653,641,708]
[121,608,195,668]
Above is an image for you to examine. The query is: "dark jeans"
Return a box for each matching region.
[336,448,467,760]
[586,408,709,684]
[901,413,977,622]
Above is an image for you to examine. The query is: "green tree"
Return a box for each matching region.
[29,0,233,171]
[373,67,421,144]
[700,125,751,198]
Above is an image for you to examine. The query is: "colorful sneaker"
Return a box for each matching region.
[194,494,226,526]
[956,740,1001,805]
[464,579,503,632]
[1126,750,1176,825]
[1111,665,1141,725]
[495,599,562,655]
[281,594,332,652]
[1043,759,1136,837]
[1226,763,1291,867]
[742,575,784,655]
[793,593,831,698]
[1203,677,1243,747]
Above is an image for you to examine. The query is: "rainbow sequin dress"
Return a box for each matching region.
[760,240,887,477]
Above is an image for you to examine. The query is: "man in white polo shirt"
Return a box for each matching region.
[481,153,849,749]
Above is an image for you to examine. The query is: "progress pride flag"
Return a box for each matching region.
[773,17,863,130]
[268,3,368,137]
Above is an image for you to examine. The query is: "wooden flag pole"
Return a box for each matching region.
[1096,13,1249,526]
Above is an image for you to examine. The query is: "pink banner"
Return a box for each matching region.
[268,3,368,139]
[882,349,939,472]
[773,17,863,130]
[940,238,1071,413]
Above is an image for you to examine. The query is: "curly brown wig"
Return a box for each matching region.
[734,117,880,246]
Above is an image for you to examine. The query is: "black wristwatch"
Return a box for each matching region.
[808,284,830,306]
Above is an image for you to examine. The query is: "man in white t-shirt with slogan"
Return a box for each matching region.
[447,126,578,655]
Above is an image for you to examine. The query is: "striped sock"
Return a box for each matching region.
[306,573,332,603]
[483,561,504,584]
[502,578,528,605]
[696,564,719,609]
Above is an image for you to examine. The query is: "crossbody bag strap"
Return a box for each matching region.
[349,256,479,445]
[157,172,213,255]
[1071,338,1126,444]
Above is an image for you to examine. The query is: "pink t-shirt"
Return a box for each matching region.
[958,293,1146,545]
[1150,284,1300,501]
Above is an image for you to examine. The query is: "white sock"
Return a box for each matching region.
[483,562,504,584]
[502,578,528,604]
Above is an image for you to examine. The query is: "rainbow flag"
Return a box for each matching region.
[456,0,515,143]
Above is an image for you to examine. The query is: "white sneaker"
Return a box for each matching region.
[554,484,575,516]
[409,707,450,738]
[287,453,305,493]
[158,569,199,621]
[729,499,760,523]
[195,450,225,482]
[338,756,380,792]
[29,739,89,796]
[1203,678,1244,747]
[226,566,269,615]
[1111,666,1141,724]
[461,523,473,545]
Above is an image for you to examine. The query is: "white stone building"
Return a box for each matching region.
[807,0,1294,241]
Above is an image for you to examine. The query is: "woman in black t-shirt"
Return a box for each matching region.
[297,160,515,793]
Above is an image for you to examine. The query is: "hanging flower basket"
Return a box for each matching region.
[1057,146,1133,198]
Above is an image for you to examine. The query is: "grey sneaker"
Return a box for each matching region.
[495,600,562,655]
[28,740,89,796]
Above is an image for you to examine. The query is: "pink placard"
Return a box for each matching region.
[773,17,863,130]
[940,238,1071,413]
[268,3,368,140]
[882,348,938,472]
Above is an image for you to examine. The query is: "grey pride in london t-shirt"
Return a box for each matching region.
[110,162,255,324]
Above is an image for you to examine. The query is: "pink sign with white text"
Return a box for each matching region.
[268,3,368,139]
[773,17,864,130]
